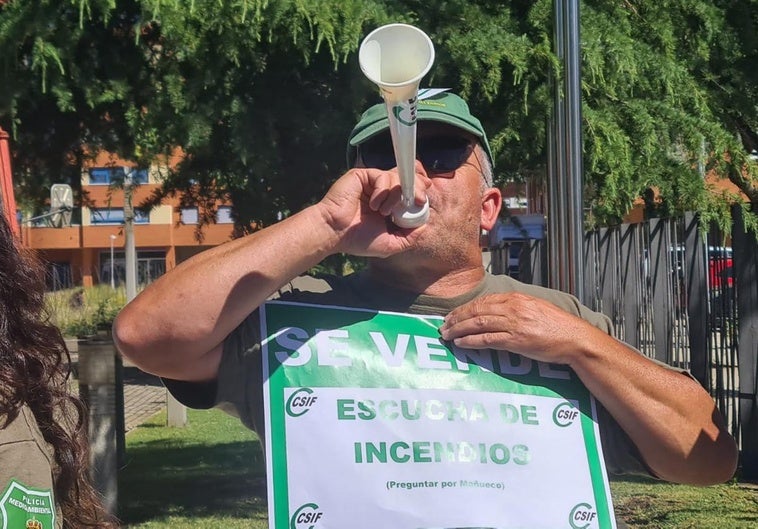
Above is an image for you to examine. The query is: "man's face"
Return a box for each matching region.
[357,122,494,267]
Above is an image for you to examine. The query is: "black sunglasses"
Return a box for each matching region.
[357,134,474,173]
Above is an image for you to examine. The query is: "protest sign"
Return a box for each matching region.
[262,301,615,529]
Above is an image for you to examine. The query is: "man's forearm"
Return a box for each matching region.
[114,204,337,381]
[570,328,738,485]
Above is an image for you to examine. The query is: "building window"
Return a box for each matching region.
[100,251,166,287]
[180,207,199,225]
[217,206,234,224]
[88,167,149,185]
[46,262,73,291]
[90,207,149,225]
[138,254,167,286]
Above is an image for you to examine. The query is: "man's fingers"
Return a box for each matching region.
[441,296,501,332]
[440,313,508,341]
[445,331,512,350]
[368,171,403,215]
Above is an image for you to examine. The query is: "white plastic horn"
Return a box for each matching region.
[359,23,435,228]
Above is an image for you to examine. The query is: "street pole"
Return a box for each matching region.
[109,234,116,289]
[564,0,585,303]
[123,172,137,302]
[548,0,585,302]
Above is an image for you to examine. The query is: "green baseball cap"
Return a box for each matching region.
[347,91,494,168]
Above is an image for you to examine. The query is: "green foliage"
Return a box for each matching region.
[308,253,366,277]
[45,285,127,337]
[1,0,757,230]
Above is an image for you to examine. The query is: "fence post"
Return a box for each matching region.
[78,336,123,515]
[648,219,674,363]
[684,213,708,386]
[597,227,623,335]
[619,223,642,349]
[520,239,548,287]
[583,230,599,311]
[733,204,758,478]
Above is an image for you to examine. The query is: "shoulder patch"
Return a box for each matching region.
[0,479,55,529]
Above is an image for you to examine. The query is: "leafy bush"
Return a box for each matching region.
[45,286,128,338]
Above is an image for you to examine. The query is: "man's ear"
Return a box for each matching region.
[480,187,502,231]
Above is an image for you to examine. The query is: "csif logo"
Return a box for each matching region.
[552,401,580,427]
[290,503,324,529]
[285,388,318,417]
[569,502,598,529]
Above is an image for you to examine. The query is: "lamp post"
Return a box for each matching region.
[109,234,117,288]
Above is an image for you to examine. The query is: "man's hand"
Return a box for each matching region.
[439,292,600,366]
[316,163,432,258]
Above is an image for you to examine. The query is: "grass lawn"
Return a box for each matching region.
[610,475,758,528]
[118,408,268,528]
[119,408,758,528]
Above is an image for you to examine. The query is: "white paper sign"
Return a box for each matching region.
[262,301,616,529]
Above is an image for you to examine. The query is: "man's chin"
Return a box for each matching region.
[374,245,470,271]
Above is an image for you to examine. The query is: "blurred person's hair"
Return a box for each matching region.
[0,213,117,528]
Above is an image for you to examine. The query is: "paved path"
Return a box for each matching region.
[68,339,168,433]
[121,361,167,432]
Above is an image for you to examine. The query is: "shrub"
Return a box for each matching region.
[46,286,128,338]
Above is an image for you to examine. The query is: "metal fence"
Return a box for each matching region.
[490,206,758,477]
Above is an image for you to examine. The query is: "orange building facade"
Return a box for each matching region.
[22,153,236,289]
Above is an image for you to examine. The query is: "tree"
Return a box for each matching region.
[1,0,756,231]
[577,0,758,228]
[0,0,150,213]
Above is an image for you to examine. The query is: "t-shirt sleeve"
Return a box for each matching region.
[161,378,217,409]
[0,441,55,490]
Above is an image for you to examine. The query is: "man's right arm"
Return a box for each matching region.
[113,164,431,383]
[113,204,339,382]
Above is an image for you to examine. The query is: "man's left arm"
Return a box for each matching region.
[439,292,739,485]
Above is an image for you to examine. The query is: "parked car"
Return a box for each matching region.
[708,246,734,328]
[488,215,546,280]
[708,246,733,290]
[648,245,733,289]
[643,244,734,319]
